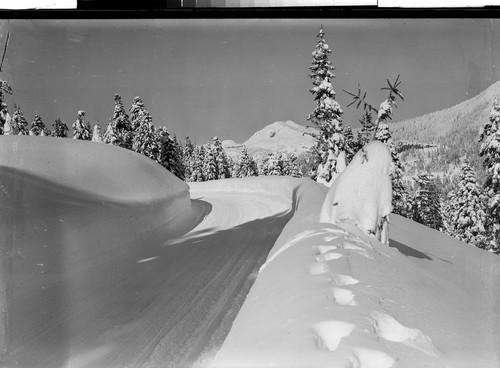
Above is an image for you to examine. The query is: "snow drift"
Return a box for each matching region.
[0,136,196,362]
[212,175,500,367]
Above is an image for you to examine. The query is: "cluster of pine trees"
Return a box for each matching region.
[306,27,498,254]
[0,76,305,184]
[0,89,186,180]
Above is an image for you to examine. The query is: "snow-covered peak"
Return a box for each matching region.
[242,120,318,156]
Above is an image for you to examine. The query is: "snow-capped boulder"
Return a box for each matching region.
[320,141,393,245]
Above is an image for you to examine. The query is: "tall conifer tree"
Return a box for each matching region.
[307,27,345,186]
[445,164,489,250]
[52,118,69,138]
[412,171,443,230]
[72,110,91,140]
[479,100,500,253]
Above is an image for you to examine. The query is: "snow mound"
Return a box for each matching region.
[320,141,393,245]
[243,120,318,155]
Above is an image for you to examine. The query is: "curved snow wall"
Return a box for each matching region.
[0,136,193,359]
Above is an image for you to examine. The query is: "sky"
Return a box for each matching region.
[1,18,499,144]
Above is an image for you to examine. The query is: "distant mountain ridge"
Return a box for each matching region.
[223,120,318,160]
[390,81,500,191]
[391,81,500,144]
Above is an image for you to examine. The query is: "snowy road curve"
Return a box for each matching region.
[6,188,292,368]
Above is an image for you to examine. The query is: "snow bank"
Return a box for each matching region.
[0,136,196,355]
[212,172,500,367]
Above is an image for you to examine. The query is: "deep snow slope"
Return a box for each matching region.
[212,180,500,367]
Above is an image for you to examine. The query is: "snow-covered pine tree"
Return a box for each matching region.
[412,171,443,230]
[258,154,271,176]
[359,110,375,146]
[212,136,231,179]
[283,153,302,178]
[157,127,184,180]
[189,145,205,182]
[202,144,218,181]
[40,128,51,137]
[182,137,196,180]
[91,122,103,142]
[0,79,12,135]
[30,114,46,136]
[130,98,160,161]
[479,100,500,253]
[444,163,489,250]
[259,152,284,176]
[344,75,404,143]
[132,120,159,161]
[232,146,258,178]
[12,105,28,135]
[130,96,148,132]
[375,122,412,217]
[343,124,362,165]
[103,121,120,145]
[109,94,132,149]
[51,118,69,138]
[441,191,455,236]
[2,106,15,135]
[72,110,91,140]
[307,27,345,186]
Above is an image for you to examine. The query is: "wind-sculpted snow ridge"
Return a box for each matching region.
[212,169,500,367]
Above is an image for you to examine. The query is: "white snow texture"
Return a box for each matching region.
[320,141,393,245]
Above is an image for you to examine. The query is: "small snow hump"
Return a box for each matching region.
[320,141,393,246]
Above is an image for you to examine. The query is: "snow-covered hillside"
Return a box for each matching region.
[391,81,500,143]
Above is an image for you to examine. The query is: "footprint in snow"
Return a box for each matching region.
[312,320,355,351]
[331,273,360,286]
[322,234,343,242]
[328,287,357,306]
[342,241,374,259]
[308,262,330,275]
[314,245,339,255]
[370,311,441,357]
[316,252,343,262]
[348,347,396,368]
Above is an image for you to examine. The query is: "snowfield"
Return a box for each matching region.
[0,136,499,368]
